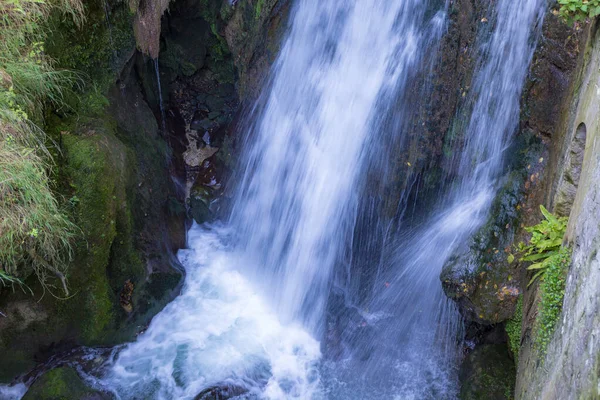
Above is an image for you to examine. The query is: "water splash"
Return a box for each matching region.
[0,383,27,400]
[99,225,322,398]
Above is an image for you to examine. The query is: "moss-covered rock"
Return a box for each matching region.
[23,367,110,400]
[61,124,138,343]
[459,344,516,400]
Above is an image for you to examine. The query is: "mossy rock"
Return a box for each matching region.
[60,122,143,343]
[459,344,516,400]
[45,0,135,92]
[23,367,111,400]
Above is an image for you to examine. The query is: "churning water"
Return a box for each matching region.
[2,0,546,398]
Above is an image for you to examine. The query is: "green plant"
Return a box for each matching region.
[510,205,568,286]
[0,0,83,294]
[505,296,523,365]
[0,269,22,286]
[557,0,600,24]
[0,141,77,294]
[535,246,570,353]
[255,0,265,19]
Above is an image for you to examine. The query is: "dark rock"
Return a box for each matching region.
[196,93,208,103]
[189,188,214,224]
[194,383,248,400]
[206,95,226,111]
[191,118,215,132]
[208,111,221,120]
[216,83,235,96]
[459,344,516,400]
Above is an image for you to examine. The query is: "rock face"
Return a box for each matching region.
[459,345,516,400]
[516,20,600,400]
[440,9,587,329]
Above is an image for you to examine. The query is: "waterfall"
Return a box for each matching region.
[228,0,443,334]
[81,0,545,398]
[154,58,167,133]
[322,0,546,398]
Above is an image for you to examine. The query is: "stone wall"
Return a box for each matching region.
[517,21,600,400]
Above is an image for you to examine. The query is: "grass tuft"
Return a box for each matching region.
[0,0,83,293]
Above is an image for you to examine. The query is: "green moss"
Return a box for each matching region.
[207,23,235,84]
[44,0,135,128]
[505,295,523,365]
[23,367,106,400]
[61,130,124,342]
[46,0,134,89]
[255,0,265,19]
[56,113,143,343]
[535,246,571,354]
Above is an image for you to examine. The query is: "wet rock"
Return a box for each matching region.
[206,95,226,112]
[191,118,215,132]
[323,287,374,361]
[225,0,292,100]
[189,185,215,224]
[458,344,516,400]
[441,171,529,325]
[194,383,248,400]
[441,251,520,325]
[160,17,210,79]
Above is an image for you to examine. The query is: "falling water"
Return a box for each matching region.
[154,58,167,133]
[229,0,444,334]
[323,0,545,398]
[44,0,543,399]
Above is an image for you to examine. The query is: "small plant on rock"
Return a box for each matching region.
[509,205,568,287]
[557,0,600,24]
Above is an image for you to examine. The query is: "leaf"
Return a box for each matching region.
[522,251,554,262]
[528,270,546,287]
[527,262,546,270]
[540,205,559,224]
[507,254,515,264]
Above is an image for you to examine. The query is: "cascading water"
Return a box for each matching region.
[323,0,545,398]
[228,0,443,334]
[1,0,545,399]
[154,58,167,133]
[92,0,450,398]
